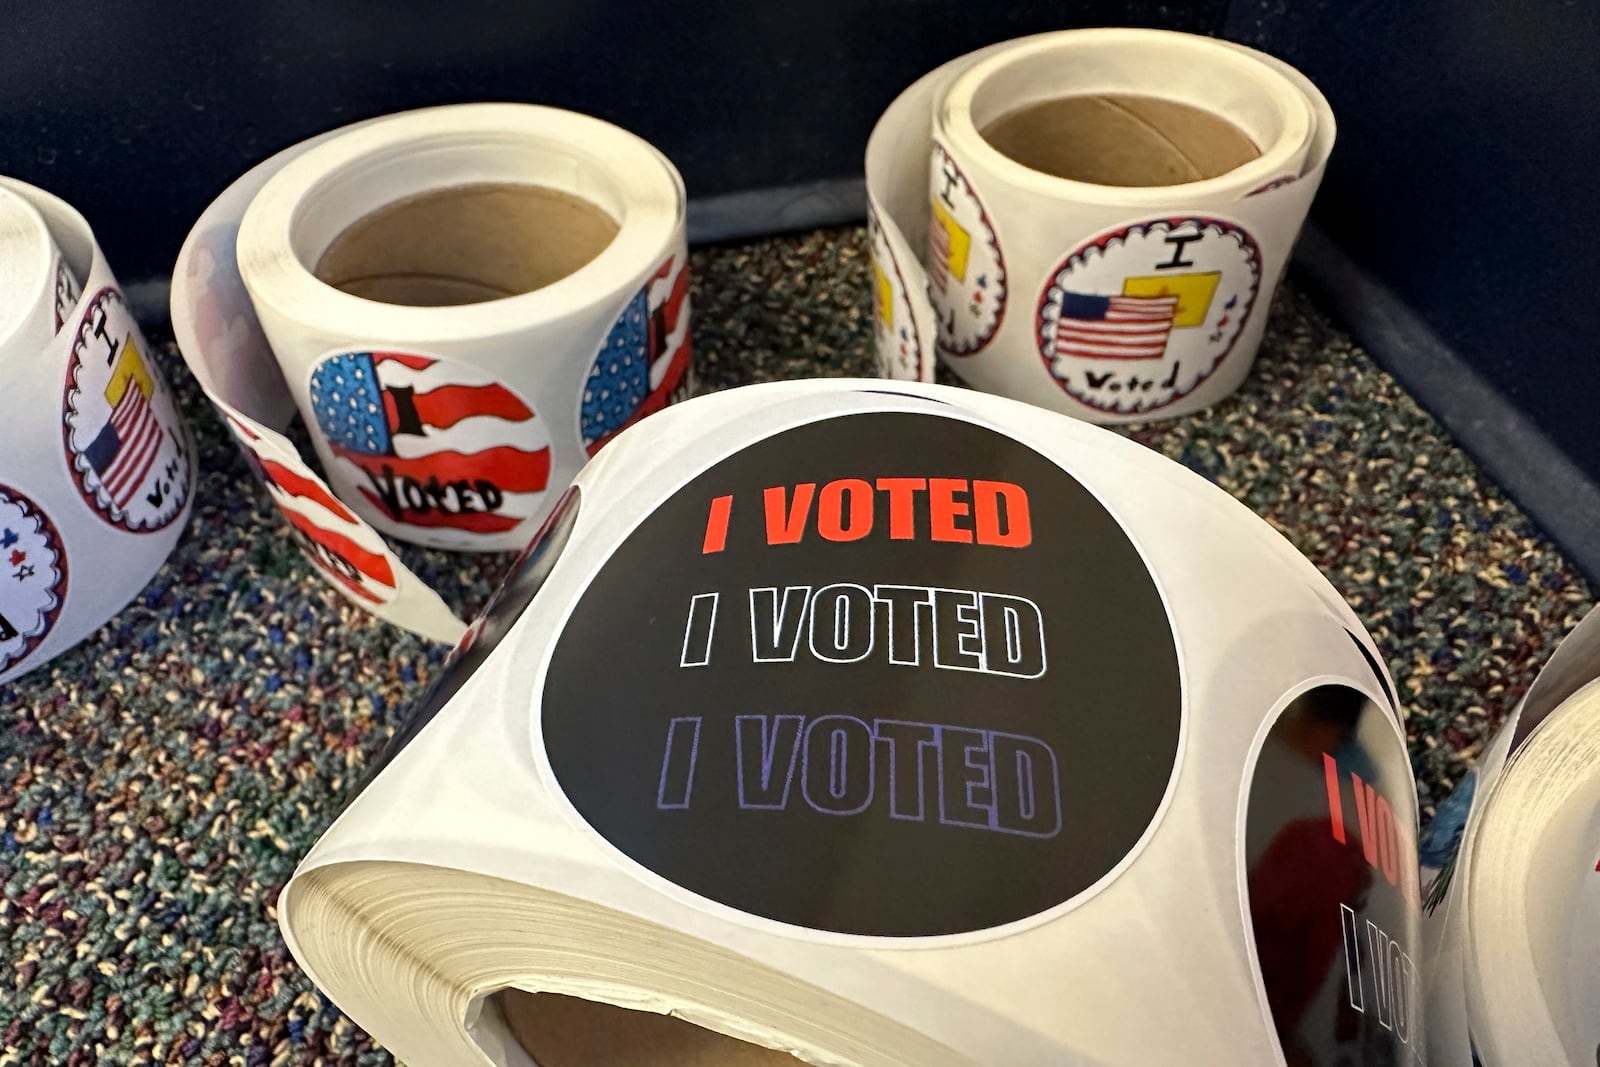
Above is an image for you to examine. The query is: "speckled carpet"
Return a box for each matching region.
[0,226,1591,1065]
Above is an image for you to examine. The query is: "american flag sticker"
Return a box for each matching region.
[1052,292,1180,361]
[86,342,163,507]
[307,350,552,549]
[0,483,67,680]
[1035,217,1261,415]
[926,142,1006,358]
[223,414,399,608]
[63,287,193,533]
[579,252,692,456]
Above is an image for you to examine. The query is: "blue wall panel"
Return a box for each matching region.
[0,0,1223,286]
[1228,0,1600,476]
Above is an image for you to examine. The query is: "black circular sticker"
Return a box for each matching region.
[1244,684,1425,1064]
[540,410,1182,938]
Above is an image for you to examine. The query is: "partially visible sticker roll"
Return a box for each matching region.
[865,29,1335,423]
[171,103,691,640]
[0,178,195,683]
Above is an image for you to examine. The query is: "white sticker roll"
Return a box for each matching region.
[278,380,1419,1066]
[0,188,63,362]
[1462,676,1600,1066]
[1418,605,1600,1064]
[0,178,195,684]
[866,29,1335,422]
[171,104,691,644]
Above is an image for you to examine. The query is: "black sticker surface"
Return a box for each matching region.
[541,410,1182,937]
[1244,684,1424,1064]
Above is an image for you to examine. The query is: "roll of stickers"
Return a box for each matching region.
[0,178,195,684]
[1419,605,1600,1065]
[279,379,1426,1066]
[171,104,692,643]
[1465,679,1600,1066]
[865,29,1334,421]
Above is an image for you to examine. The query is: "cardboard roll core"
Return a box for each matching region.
[501,990,804,1067]
[314,183,621,306]
[980,94,1261,187]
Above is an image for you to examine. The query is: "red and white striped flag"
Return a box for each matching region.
[928,216,951,294]
[1053,292,1179,361]
[87,377,164,508]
